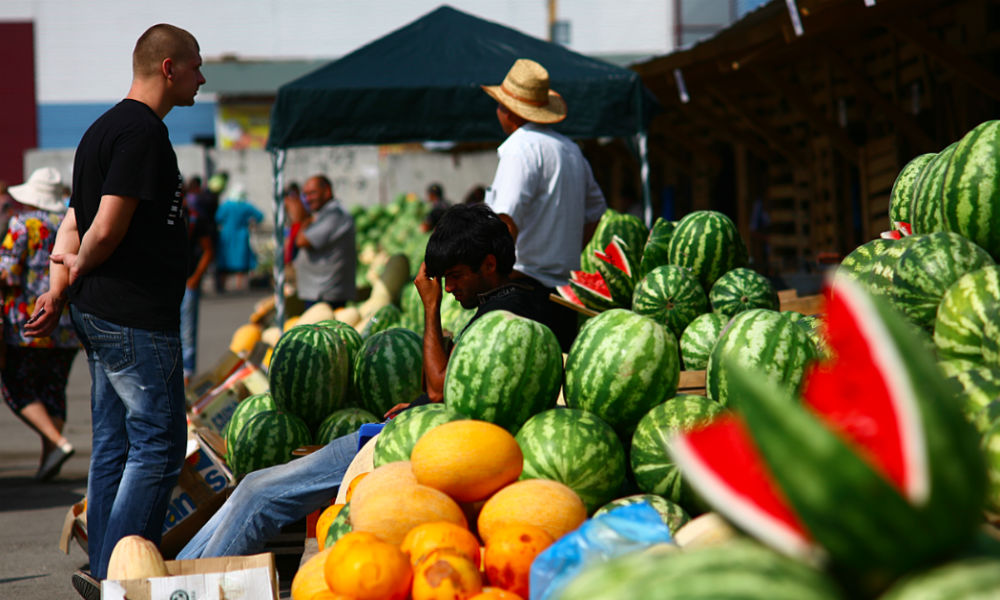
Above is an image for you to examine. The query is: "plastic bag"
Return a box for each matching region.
[529,501,675,600]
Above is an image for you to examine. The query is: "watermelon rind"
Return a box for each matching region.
[268,324,350,430]
[515,408,626,513]
[592,494,691,534]
[353,328,424,418]
[708,267,779,318]
[983,419,1000,513]
[372,403,467,467]
[360,303,403,339]
[639,218,676,277]
[568,273,616,312]
[593,236,637,307]
[934,265,1000,368]
[324,502,352,548]
[837,238,894,285]
[939,120,1000,262]
[223,392,277,463]
[582,210,648,274]
[878,557,1000,600]
[679,312,728,371]
[888,153,935,227]
[564,309,680,437]
[443,310,563,433]
[938,360,1000,431]
[314,407,379,445]
[909,141,958,236]
[667,211,748,290]
[229,410,312,478]
[631,264,709,340]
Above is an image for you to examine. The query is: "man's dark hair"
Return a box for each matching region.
[425,204,514,278]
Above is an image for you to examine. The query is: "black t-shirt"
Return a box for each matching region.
[69,99,188,331]
[462,276,578,352]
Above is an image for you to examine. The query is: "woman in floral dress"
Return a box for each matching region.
[1,167,80,480]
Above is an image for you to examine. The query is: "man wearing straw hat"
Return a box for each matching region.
[482,59,607,350]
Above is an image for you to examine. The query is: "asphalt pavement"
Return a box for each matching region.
[0,288,272,599]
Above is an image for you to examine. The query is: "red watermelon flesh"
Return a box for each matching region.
[801,277,927,503]
[570,271,612,298]
[671,414,814,557]
[594,237,633,277]
[556,284,585,308]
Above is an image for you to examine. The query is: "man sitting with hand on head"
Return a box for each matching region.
[176,202,559,559]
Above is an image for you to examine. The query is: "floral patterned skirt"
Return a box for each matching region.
[2,346,78,421]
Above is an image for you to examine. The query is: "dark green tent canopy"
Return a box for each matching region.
[267,5,657,148]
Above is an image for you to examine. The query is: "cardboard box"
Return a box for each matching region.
[102,552,278,600]
[189,362,270,437]
[186,351,245,407]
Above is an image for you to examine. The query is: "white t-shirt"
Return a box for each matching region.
[486,123,607,288]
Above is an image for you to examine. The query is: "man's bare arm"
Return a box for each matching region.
[61,194,138,283]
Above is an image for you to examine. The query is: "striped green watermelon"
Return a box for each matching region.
[939,120,1000,262]
[889,153,935,228]
[559,271,615,312]
[785,312,830,359]
[879,557,1000,600]
[582,210,648,274]
[361,304,403,338]
[630,395,725,508]
[983,420,1000,513]
[268,324,350,429]
[837,238,894,284]
[890,232,994,330]
[679,312,728,371]
[353,328,423,418]
[223,392,276,463]
[864,236,913,301]
[910,141,958,236]
[400,281,423,324]
[314,319,364,365]
[440,292,476,336]
[592,494,690,534]
[938,359,1000,432]
[671,275,986,594]
[372,403,467,467]
[631,264,708,339]
[443,310,562,433]
[315,407,379,445]
[705,309,818,407]
[934,265,1000,367]
[324,502,352,547]
[667,211,748,290]
[708,267,779,318]
[555,541,844,600]
[515,408,626,512]
[564,309,680,437]
[639,218,676,277]
[396,314,423,335]
[593,236,637,307]
[228,410,312,478]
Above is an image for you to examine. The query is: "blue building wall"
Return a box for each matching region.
[38,101,217,149]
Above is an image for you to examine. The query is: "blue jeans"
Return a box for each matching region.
[177,431,359,559]
[71,306,187,579]
[180,286,200,379]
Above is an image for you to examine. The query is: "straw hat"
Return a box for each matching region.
[482,59,567,124]
[8,167,66,213]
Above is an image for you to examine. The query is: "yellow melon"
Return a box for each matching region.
[291,547,333,600]
[299,301,338,325]
[350,484,467,545]
[283,315,301,332]
[349,461,418,508]
[230,323,263,355]
[411,420,523,502]
[477,479,586,544]
[106,535,169,581]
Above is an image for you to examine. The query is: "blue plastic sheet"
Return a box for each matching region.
[529,502,675,600]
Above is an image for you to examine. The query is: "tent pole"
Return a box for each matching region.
[636,90,653,228]
[271,149,287,331]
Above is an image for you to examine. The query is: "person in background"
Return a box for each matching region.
[481,58,607,350]
[282,182,306,265]
[214,183,262,292]
[463,184,486,205]
[292,174,356,308]
[25,23,204,596]
[180,180,215,385]
[0,167,80,481]
[421,182,449,231]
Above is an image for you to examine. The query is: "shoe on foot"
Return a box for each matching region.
[72,569,100,600]
[37,442,74,481]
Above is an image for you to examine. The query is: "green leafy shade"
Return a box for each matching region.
[515,408,626,513]
[444,310,562,433]
[564,309,680,438]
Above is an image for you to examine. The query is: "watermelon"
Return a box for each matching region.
[934,265,1000,367]
[592,494,690,534]
[984,419,1000,513]
[864,236,913,300]
[939,120,1000,261]
[837,238,894,284]
[315,407,379,445]
[631,264,708,339]
[228,410,312,478]
[593,236,637,307]
[400,282,423,324]
[890,232,995,330]
[361,304,403,338]
[223,392,277,463]
[671,275,986,593]
[939,360,1000,431]
[554,540,844,600]
[314,319,364,364]
[372,403,467,467]
[910,141,958,236]
[268,324,350,429]
[582,210,647,274]
[786,312,830,359]
[667,211,748,290]
[353,328,423,418]
[639,217,676,277]
[324,502,352,547]
[879,557,1000,600]
[560,270,615,312]
[888,153,935,228]
[440,292,476,336]
[564,309,680,437]
[443,310,562,433]
[679,312,728,371]
[705,309,819,407]
[708,267,779,318]
[515,408,626,512]
[630,395,725,509]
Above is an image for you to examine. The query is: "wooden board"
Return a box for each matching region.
[549,293,599,317]
[678,370,707,396]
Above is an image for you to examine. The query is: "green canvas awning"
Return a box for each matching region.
[267,5,658,148]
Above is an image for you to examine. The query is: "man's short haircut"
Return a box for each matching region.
[425,204,515,278]
[133,24,199,78]
[309,174,333,193]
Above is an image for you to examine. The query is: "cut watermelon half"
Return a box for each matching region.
[670,414,815,559]
[567,270,615,312]
[594,235,634,278]
[593,236,635,306]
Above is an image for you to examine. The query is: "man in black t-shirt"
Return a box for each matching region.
[26,24,205,589]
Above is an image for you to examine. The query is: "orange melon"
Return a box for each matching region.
[411,549,483,600]
[351,484,467,545]
[483,523,555,598]
[401,521,482,566]
[477,479,586,544]
[315,503,346,551]
[324,533,411,600]
[349,461,417,507]
[291,547,333,600]
[411,420,523,502]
